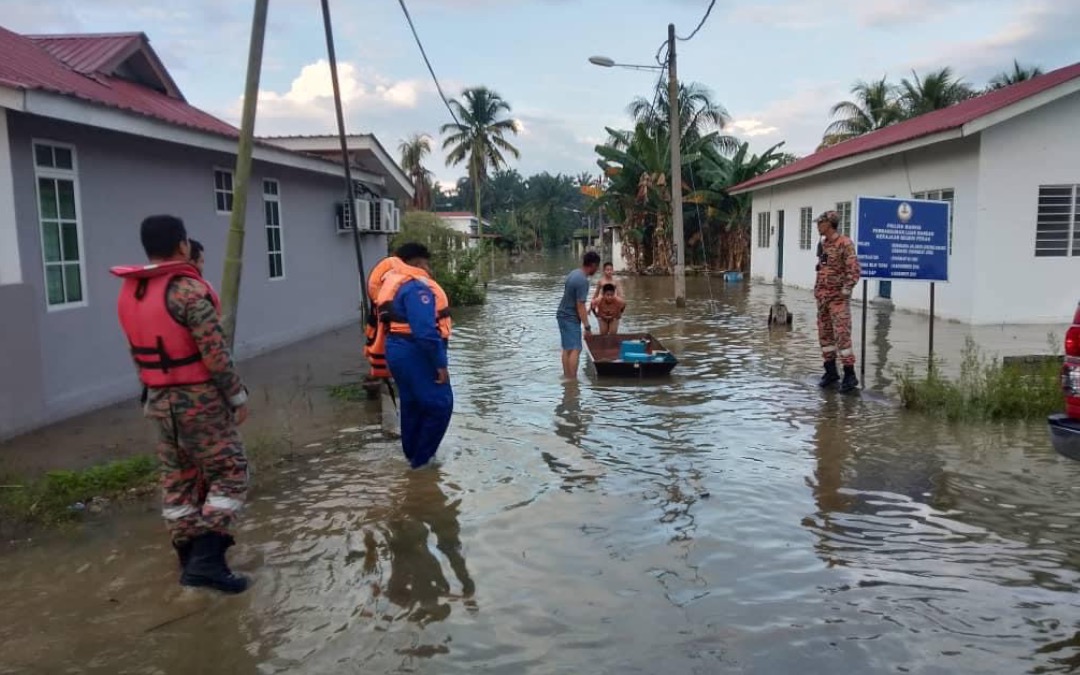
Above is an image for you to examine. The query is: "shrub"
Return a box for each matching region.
[896,335,1062,421]
[390,211,486,307]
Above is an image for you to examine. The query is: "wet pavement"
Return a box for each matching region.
[1,260,1079,674]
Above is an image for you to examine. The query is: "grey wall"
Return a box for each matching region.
[4,112,388,438]
[0,283,45,439]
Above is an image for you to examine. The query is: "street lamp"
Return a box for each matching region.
[588,23,687,308]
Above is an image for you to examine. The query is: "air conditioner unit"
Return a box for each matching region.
[389,204,401,234]
[381,199,396,234]
[355,198,374,232]
[335,201,352,234]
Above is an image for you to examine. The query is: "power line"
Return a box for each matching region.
[678,0,717,42]
[396,0,462,127]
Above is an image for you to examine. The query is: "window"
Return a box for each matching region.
[33,141,85,308]
[263,179,284,278]
[798,207,813,250]
[835,201,852,237]
[1032,185,1079,258]
[214,169,234,213]
[756,211,772,248]
[913,188,955,254]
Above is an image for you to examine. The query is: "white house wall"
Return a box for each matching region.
[749,136,981,321]
[975,91,1080,324]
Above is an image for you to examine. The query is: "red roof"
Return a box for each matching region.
[28,33,142,75]
[0,26,237,138]
[731,60,1080,193]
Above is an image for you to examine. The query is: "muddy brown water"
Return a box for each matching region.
[1,260,1079,674]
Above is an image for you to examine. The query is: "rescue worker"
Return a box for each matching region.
[375,243,453,469]
[814,210,861,393]
[364,253,407,380]
[110,215,250,594]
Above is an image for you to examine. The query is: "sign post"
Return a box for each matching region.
[855,196,950,380]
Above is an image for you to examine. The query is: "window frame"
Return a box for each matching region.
[912,188,955,255]
[756,211,772,249]
[213,167,235,215]
[798,207,813,250]
[834,201,853,238]
[1032,184,1078,258]
[263,178,285,280]
[32,138,88,311]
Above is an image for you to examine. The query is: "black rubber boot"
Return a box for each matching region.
[180,532,250,594]
[818,360,840,388]
[173,539,193,571]
[840,365,860,393]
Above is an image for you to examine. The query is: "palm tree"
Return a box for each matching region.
[899,67,976,117]
[440,87,521,231]
[821,77,904,147]
[628,82,739,152]
[988,60,1044,90]
[399,133,433,211]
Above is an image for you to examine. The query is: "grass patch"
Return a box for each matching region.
[0,455,158,531]
[328,382,370,402]
[896,335,1062,421]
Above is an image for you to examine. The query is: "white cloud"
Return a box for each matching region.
[730,118,779,138]
[249,59,429,125]
[727,0,976,29]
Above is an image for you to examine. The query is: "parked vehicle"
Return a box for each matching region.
[1048,302,1080,461]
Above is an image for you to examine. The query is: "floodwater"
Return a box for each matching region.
[2,259,1079,674]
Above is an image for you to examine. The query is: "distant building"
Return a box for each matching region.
[436,212,491,248]
[732,61,1080,325]
[0,26,411,440]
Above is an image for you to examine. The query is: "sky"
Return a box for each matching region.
[2,0,1078,187]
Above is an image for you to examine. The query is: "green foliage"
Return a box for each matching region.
[391,211,486,306]
[328,383,369,402]
[0,455,157,529]
[896,336,1062,421]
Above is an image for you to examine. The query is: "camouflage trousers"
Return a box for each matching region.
[146,386,249,544]
[817,296,856,366]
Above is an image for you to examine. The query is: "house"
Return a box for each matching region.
[731,61,1080,325]
[0,26,412,441]
[436,212,492,248]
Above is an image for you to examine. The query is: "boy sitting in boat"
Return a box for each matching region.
[592,283,626,335]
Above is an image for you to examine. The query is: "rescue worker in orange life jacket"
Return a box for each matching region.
[377,242,453,469]
[110,215,250,594]
[364,254,406,379]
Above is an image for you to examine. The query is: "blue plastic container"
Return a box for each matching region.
[619,340,648,360]
[723,271,743,283]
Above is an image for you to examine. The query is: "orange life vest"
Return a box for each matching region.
[111,261,219,387]
[363,257,407,379]
[365,267,451,379]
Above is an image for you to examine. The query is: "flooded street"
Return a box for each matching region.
[2,259,1079,674]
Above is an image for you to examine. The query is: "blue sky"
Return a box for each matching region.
[3,0,1078,186]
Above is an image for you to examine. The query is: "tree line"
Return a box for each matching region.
[397,86,592,254]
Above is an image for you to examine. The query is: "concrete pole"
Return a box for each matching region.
[668,23,686,308]
[219,0,269,348]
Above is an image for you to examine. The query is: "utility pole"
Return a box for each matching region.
[321,0,368,313]
[220,0,269,349]
[667,23,686,308]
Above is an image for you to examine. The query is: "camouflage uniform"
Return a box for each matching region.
[141,277,249,544]
[815,234,861,366]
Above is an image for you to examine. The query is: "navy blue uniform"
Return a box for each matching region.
[385,279,453,468]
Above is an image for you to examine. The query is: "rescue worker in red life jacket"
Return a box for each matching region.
[110,215,250,594]
[376,242,453,469]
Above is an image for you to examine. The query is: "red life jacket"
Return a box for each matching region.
[111,261,220,387]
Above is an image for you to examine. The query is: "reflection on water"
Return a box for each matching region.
[1,256,1079,674]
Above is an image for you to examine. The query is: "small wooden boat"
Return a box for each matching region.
[584,333,678,378]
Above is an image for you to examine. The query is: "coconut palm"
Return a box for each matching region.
[821,77,904,147]
[440,87,521,228]
[988,60,1044,90]
[628,82,739,152]
[399,133,433,210]
[899,67,976,117]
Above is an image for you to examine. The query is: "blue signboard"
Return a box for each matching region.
[855,196,950,282]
